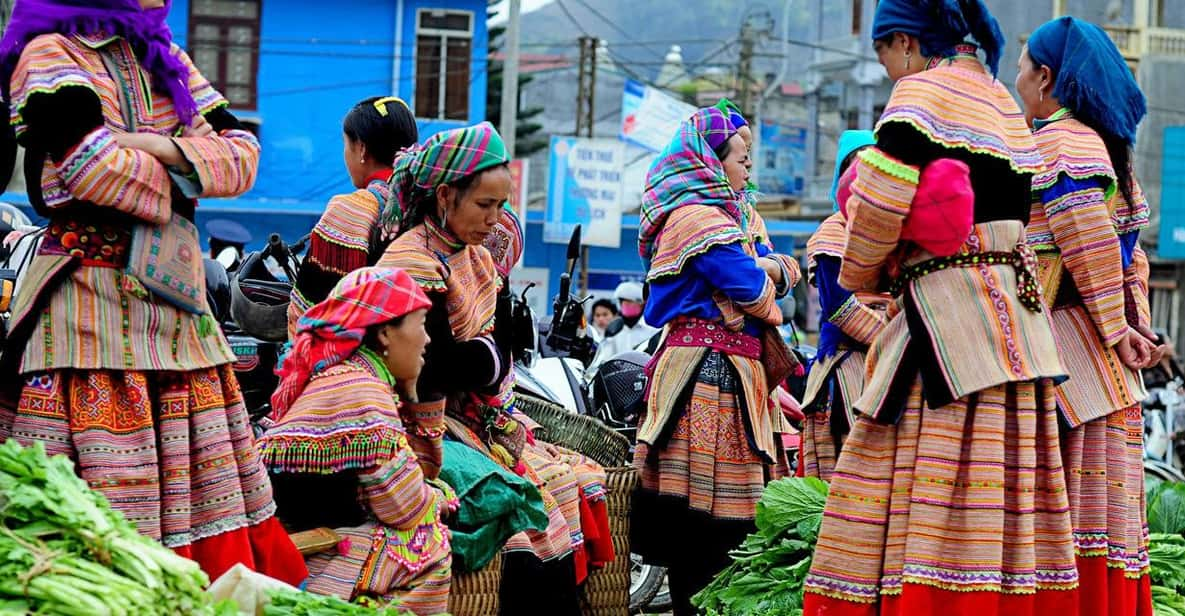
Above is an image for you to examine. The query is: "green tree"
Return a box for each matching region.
[486,3,547,157]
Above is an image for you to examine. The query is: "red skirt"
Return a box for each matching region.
[803,380,1078,616]
[1061,406,1154,616]
[5,366,307,586]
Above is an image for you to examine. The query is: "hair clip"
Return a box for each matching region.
[373,96,409,117]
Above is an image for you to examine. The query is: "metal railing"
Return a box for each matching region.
[1102,25,1185,60]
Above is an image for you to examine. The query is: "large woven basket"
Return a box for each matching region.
[517,395,636,616]
[448,395,638,616]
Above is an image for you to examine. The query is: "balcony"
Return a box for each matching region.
[1103,25,1185,60]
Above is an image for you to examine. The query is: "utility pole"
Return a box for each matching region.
[575,36,597,295]
[498,0,522,155]
[736,20,757,115]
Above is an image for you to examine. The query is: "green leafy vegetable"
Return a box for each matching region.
[1149,481,1185,536]
[0,440,222,615]
[264,589,412,615]
[692,477,828,616]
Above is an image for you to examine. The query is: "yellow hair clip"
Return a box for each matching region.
[373,96,409,117]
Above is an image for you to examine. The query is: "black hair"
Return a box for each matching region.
[712,137,733,162]
[343,96,418,167]
[838,145,871,177]
[591,298,618,316]
[362,314,409,350]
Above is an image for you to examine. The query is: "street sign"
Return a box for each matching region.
[1161,126,1185,259]
[758,120,807,196]
[620,79,696,153]
[545,136,624,248]
[507,159,529,269]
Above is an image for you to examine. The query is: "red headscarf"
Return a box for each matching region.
[271,267,431,420]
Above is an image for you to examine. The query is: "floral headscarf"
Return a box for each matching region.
[272,267,431,420]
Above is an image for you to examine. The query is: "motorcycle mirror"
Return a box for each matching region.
[564,225,581,277]
[519,281,536,304]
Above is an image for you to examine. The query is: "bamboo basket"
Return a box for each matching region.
[448,395,637,616]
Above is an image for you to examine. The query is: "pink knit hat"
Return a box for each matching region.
[839,158,973,257]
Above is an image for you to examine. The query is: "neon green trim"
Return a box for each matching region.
[858,148,919,185]
[874,118,1046,175]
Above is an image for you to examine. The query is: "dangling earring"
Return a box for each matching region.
[1039,90,1044,102]
[904,51,912,71]
[383,349,389,358]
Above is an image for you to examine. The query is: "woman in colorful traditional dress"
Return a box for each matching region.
[260,267,453,615]
[286,96,418,338]
[801,1,1080,614]
[631,107,801,616]
[376,122,609,615]
[1015,16,1162,616]
[0,0,306,585]
[798,130,889,481]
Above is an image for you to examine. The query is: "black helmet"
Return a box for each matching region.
[230,250,291,342]
[203,258,231,325]
[591,350,650,429]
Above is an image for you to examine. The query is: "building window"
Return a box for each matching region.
[188,0,261,109]
[415,9,473,121]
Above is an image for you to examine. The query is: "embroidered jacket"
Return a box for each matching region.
[8,32,259,373]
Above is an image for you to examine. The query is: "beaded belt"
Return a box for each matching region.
[889,245,1043,313]
[664,317,762,360]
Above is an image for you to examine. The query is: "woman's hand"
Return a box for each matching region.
[184,115,215,138]
[757,257,783,285]
[1135,324,1168,367]
[113,131,194,173]
[1116,327,1156,370]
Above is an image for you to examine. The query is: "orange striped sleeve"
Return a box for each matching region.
[839,148,918,291]
[357,432,442,530]
[1040,176,1126,346]
[1125,243,1151,330]
[829,294,888,345]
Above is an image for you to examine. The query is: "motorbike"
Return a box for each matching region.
[1143,344,1185,479]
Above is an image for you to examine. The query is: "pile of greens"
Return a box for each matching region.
[692,477,829,616]
[1148,479,1185,616]
[0,439,238,616]
[264,590,412,616]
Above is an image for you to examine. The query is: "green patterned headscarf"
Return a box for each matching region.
[382,121,510,233]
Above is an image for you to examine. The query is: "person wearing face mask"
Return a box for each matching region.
[802,1,1079,614]
[633,107,801,615]
[0,0,305,585]
[589,281,657,369]
[286,96,419,339]
[1016,17,1164,616]
[377,123,610,614]
[261,267,453,615]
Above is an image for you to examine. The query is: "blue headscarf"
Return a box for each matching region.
[830,130,876,209]
[1027,16,1146,145]
[871,0,1006,77]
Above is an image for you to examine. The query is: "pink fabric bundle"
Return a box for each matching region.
[838,158,974,257]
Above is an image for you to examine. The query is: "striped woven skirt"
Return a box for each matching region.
[803,380,1079,616]
[801,349,868,481]
[631,350,786,582]
[3,366,307,586]
[1061,405,1153,616]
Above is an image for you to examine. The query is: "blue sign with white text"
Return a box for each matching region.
[758,120,807,196]
[1160,126,1185,259]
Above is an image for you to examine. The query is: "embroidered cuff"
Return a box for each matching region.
[402,399,447,436]
[829,294,888,345]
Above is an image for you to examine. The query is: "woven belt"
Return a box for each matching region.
[889,245,1043,313]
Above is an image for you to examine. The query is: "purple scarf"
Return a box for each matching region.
[0,0,197,123]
